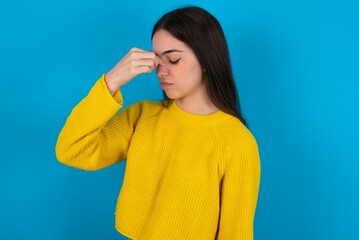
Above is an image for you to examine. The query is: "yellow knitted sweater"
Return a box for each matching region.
[55,74,261,240]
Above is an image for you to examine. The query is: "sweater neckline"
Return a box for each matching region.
[166,100,231,127]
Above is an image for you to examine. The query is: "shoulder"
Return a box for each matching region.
[110,99,165,126]
[220,117,260,160]
[220,116,257,144]
[122,99,165,119]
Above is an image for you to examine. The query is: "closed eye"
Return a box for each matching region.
[169,58,181,65]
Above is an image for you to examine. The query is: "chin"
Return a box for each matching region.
[164,91,182,100]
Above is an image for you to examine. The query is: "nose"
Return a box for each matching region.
[156,60,169,78]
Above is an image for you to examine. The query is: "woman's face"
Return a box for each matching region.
[152,30,205,100]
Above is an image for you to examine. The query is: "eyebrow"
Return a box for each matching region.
[154,49,183,56]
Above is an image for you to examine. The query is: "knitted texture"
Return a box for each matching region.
[55,74,261,240]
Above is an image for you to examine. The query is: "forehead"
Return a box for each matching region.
[152,30,188,54]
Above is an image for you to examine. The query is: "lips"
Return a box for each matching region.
[160,81,174,88]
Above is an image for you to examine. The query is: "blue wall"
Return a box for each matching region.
[1,0,358,239]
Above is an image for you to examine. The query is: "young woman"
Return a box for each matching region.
[56,6,261,240]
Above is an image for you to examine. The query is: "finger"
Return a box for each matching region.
[130,51,157,61]
[130,47,148,53]
[153,56,159,68]
[132,66,153,75]
[133,59,156,69]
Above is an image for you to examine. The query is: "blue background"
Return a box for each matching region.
[1,0,358,239]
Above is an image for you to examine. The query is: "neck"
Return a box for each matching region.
[175,93,219,115]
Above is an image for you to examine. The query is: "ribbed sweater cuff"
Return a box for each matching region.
[99,73,124,108]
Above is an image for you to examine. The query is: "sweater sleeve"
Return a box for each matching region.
[55,74,140,171]
[216,131,261,240]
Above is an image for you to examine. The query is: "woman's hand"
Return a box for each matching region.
[105,47,159,95]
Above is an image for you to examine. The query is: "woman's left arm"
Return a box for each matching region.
[216,132,261,240]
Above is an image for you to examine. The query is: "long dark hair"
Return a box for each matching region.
[151,6,247,126]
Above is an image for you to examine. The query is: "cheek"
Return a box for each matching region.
[177,61,202,79]
[187,62,203,85]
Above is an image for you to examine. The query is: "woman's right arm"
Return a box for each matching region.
[55,48,159,171]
